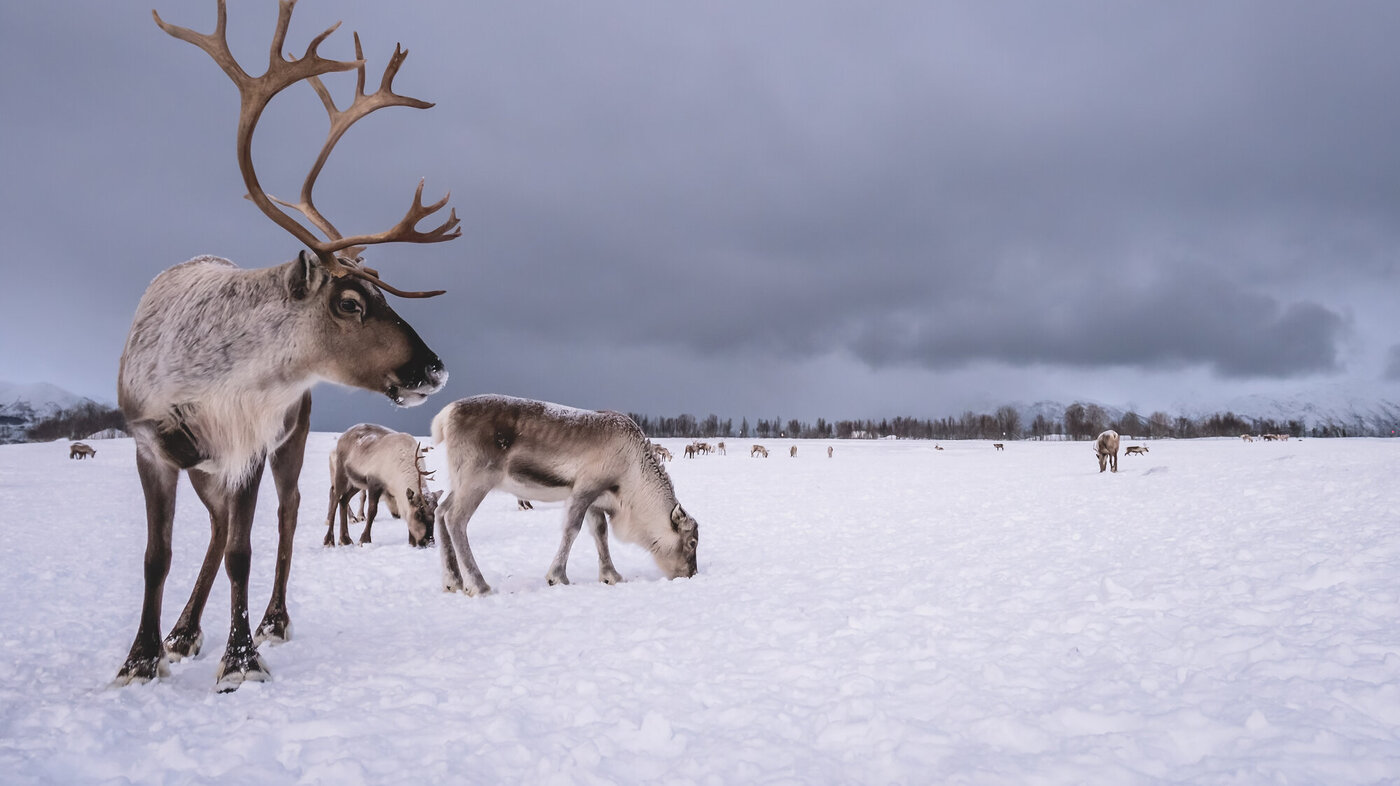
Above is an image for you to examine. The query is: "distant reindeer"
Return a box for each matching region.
[431,395,700,595]
[114,1,458,691]
[1094,430,1121,473]
[1124,445,1148,456]
[789,445,798,458]
[650,443,673,462]
[935,445,944,451]
[716,441,726,456]
[69,442,97,460]
[1241,434,1255,443]
[827,446,833,458]
[324,424,441,548]
[992,443,1004,451]
[750,444,769,458]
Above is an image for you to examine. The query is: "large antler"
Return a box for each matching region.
[153,0,460,298]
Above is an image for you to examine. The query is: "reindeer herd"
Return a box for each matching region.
[100,0,1295,693]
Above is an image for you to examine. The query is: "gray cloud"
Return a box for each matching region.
[3,1,1399,428]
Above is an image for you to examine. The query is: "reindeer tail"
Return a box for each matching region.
[430,402,454,447]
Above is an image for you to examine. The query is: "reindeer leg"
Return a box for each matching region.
[323,484,340,547]
[359,490,381,545]
[588,507,623,585]
[114,438,178,685]
[257,393,309,646]
[163,468,229,661]
[351,491,366,524]
[214,462,270,692]
[547,492,601,587]
[438,486,491,596]
[337,489,355,546]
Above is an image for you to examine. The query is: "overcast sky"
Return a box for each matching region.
[3,1,1399,432]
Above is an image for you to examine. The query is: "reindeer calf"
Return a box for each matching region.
[1094,430,1121,473]
[325,424,441,548]
[431,395,699,595]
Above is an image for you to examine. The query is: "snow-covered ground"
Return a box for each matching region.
[1,434,1398,784]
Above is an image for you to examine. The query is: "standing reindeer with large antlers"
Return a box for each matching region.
[114,0,459,691]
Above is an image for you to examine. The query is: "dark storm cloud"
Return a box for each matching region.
[846,273,1347,378]
[4,1,1400,424]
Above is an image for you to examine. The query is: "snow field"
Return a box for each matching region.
[0,435,1397,783]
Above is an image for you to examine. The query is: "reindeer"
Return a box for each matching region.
[324,425,441,548]
[716,441,726,456]
[430,395,699,595]
[1124,445,1148,456]
[1241,434,1255,443]
[69,442,97,460]
[114,1,458,691]
[992,443,1004,451]
[827,446,833,458]
[789,445,798,458]
[1094,430,1121,473]
[750,444,769,458]
[650,443,673,462]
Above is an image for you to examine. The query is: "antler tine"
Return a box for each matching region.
[157,1,458,294]
[326,180,462,252]
[155,0,360,260]
[272,32,439,255]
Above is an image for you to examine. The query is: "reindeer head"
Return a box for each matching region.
[285,251,446,406]
[155,0,460,408]
[402,487,441,548]
[654,503,699,579]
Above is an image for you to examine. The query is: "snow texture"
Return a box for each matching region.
[1,434,1398,783]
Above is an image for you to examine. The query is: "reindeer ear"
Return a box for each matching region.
[405,487,417,503]
[286,250,328,300]
[670,503,686,532]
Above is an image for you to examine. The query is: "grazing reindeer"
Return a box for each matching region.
[1124,445,1148,456]
[789,445,798,458]
[750,444,769,458]
[114,1,457,691]
[1094,430,1121,473]
[325,425,442,547]
[69,442,97,460]
[1241,434,1255,443]
[430,395,700,595]
[992,443,1004,451]
[650,443,673,462]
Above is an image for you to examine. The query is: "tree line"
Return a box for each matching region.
[628,402,1379,441]
[4,399,1390,446]
[18,401,128,443]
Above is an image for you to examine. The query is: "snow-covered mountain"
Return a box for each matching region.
[0,381,103,443]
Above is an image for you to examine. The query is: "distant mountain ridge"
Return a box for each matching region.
[0,381,105,443]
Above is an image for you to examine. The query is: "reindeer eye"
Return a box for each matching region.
[337,296,363,315]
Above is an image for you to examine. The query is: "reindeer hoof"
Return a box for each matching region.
[546,572,570,586]
[600,571,623,586]
[163,628,204,662]
[214,651,270,693]
[339,536,353,546]
[113,654,171,687]
[463,583,492,597]
[254,616,291,646]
